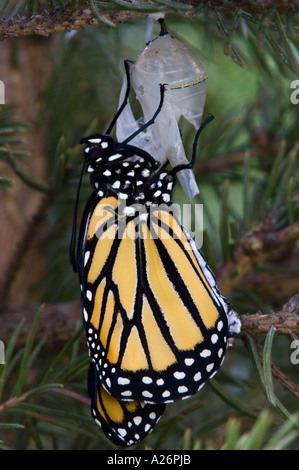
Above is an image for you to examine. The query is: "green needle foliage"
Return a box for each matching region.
[0,105,30,190]
[0,308,298,450]
[0,308,96,450]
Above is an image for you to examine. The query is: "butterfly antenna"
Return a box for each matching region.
[190,113,214,168]
[105,60,133,135]
[121,83,166,146]
[170,113,214,175]
[69,159,87,273]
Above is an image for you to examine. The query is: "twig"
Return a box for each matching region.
[244,329,299,400]
[0,300,83,353]
[0,7,141,40]
[269,353,299,400]
[0,383,63,413]
[217,216,299,295]
[240,294,299,339]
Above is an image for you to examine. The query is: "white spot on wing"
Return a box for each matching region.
[211,334,218,344]
[173,371,186,380]
[83,308,88,322]
[194,372,201,381]
[142,376,153,384]
[200,349,211,358]
[84,251,90,266]
[86,290,92,301]
[185,358,194,366]
[133,416,142,426]
[118,377,130,385]
[142,390,153,398]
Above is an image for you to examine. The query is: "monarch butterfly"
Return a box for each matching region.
[70,65,236,446]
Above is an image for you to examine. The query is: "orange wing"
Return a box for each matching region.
[79,197,229,405]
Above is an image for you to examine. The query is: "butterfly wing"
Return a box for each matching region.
[88,361,165,447]
[79,193,229,404]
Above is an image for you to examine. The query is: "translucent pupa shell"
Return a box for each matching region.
[131,20,207,129]
[116,20,208,199]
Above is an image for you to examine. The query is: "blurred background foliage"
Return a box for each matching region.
[0,3,298,450]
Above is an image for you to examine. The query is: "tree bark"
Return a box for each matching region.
[0,36,53,302]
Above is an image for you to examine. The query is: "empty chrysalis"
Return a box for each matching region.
[116,18,208,199]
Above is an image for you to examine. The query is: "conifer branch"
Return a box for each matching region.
[240,294,299,340]
[0,7,136,40]
[1,8,104,40]
[218,217,299,296]
[0,1,298,41]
